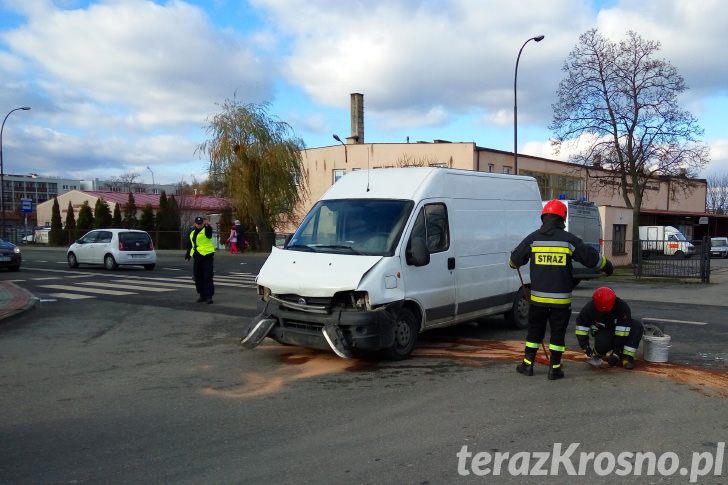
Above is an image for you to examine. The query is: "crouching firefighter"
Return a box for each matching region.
[576,287,644,369]
[509,200,613,380]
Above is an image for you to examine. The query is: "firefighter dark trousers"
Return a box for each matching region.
[593,318,644,359]
[523,305,571,369]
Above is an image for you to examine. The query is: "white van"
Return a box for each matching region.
[243,168,543,359]
[555,200,603,285]
[639,225,695,258]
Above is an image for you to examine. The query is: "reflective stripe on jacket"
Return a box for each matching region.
[509,227,604,307]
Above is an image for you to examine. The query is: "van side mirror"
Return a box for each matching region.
[406,236,430,266]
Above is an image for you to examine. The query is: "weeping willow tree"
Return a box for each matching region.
[198,98,308,250]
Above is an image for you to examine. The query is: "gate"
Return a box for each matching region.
[636,236,710,283]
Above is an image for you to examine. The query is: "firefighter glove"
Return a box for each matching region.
[583,346,593,357]
[606,353,620,367]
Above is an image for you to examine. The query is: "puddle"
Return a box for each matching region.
[202,338,728,399]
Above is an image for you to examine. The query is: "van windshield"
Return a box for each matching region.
[712,239,727,247]
[287,199,414,256]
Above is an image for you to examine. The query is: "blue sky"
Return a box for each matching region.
[1,0,726,185]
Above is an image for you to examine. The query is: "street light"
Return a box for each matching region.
[1,106,31,239]
[147,166,155,194]
[333,133,348,164]
[513,34,544,175]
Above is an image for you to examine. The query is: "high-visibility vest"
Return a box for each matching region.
[189,228,214,256]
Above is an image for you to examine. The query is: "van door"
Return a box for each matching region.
[401,202,456,327]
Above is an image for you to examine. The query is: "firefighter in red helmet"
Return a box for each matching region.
[509,199,614,380]
[575,287,644,369]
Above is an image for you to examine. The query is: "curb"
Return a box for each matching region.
[0,281,39,322]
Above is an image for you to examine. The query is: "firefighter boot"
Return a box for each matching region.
[516,348,537,376]
[548,350,565,380]
[621,355,635,370]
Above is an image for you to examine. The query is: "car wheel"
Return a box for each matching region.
[104,254,118,270]
[68,253,79,268]
[384,307,419,361]
[505,287,529,330]
[144,264,155,270]
[9,265,20,272]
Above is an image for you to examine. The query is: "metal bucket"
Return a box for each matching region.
[643,334,670,363]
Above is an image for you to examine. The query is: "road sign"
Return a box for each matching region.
[21,198,33,213]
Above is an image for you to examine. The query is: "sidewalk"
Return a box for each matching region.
[572,264,728,307]
[0,281,40,322]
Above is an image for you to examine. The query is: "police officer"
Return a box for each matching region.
[509,200,613,380]
[576,287,643,369]
[185,216,215,304]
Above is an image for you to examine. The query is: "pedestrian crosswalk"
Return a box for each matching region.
[31,271,258,301]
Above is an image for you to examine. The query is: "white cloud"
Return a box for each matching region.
[0,0,726,184]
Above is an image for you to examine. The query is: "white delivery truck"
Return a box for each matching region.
[243,167,543,360]
[639,225,695,258]
[543,199,602,286]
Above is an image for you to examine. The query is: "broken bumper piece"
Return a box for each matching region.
[322,325,353,359]
[241,316,277,349]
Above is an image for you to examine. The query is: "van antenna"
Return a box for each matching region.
[366,147,370,192]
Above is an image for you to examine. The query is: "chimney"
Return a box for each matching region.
[349,93,364,144]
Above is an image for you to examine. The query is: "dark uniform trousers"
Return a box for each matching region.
[524,305,571,366]
[592,318,644,358]
[193,253,215,300]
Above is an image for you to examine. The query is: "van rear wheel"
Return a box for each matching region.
[385,308,419,361]
[505,288,529,330]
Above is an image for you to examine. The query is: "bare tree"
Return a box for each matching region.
[550,29,710,261]
[706,173,728,214]
[395,154,446,168]
[102,172,140,193]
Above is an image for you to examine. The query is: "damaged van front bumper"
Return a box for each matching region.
[241,298,404,358]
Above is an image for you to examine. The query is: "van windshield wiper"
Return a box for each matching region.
[286,244,315,252]
[314,244,363,255]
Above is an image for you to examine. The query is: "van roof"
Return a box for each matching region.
[321,167,540,201]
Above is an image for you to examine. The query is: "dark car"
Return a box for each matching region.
[0,238,22,271]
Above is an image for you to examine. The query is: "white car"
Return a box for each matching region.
[710,237,728,259]
[67,229,157,270]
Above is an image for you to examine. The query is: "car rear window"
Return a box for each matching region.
[119,232,153,251]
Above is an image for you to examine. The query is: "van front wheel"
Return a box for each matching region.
[385,308,419,361]
[505,288,529,330]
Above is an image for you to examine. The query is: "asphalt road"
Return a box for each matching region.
[1,248,727,483]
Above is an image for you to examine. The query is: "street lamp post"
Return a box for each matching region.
[147,166,155,194]
[513,35,544,175]
[1,106,31,239]
[333,134,348,164]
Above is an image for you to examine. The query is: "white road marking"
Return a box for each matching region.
[39,285,134,296]
[643,317,708,326]
[75,281,174,292]
[46,293,95,300]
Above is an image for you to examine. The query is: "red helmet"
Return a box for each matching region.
[542,200,567,220]
[593,287,616,312]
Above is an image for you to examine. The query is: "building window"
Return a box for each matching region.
[333,169,346,184]
[502,166,511,174]
[488,164,495,173]
[612,224,627,255]
[520,170,585,200]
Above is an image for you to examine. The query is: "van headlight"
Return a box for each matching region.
[258,286,271,300]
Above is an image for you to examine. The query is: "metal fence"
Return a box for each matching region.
[601,237,711,283]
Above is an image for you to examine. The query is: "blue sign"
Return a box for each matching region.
[21,198,33,213]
